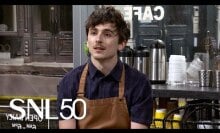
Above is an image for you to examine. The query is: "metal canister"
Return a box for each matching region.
[118,46,133,67]
[133,46,150,75]
[149,39,166,84]
[198,70,213,87]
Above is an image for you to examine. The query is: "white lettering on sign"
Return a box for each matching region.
[9,98,87,120]
[123,6,165,21]
[153,6,164,20]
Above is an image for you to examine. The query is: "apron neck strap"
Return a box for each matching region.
[118,65,125,99]
[78,64,89,97]
[78,63,125,99]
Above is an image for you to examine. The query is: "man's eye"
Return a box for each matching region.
[90,31,97,35]
[104,33,113,37]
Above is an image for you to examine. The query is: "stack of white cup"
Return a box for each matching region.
[167,55,187,85]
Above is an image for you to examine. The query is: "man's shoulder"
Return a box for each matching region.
[62,63,86,80]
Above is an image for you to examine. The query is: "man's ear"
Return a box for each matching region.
[118,41,127,51]
[86,41,89,47]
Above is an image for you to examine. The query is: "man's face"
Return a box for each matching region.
[87,23,124,61]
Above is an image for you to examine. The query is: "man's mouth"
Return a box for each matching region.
[94,46,105,50]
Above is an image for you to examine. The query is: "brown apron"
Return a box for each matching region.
[76,63,130,129]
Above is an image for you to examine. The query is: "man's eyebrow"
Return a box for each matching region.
[89,28,117,33]
[89,27,97,31]
[103,29,117,33]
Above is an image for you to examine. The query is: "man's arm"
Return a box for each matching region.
[59,119,76,129]
[130,121,148,129]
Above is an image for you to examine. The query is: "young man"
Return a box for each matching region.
[57,6,153,129]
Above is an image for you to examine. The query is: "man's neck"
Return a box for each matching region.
[91,57,118,76]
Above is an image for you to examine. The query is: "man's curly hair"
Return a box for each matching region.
[85,6,130,44]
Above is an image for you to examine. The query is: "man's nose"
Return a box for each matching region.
[95,33,103,43]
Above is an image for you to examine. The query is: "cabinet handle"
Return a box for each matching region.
[164,29,167,37]
[160,30,163,39]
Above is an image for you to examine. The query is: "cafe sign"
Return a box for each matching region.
[123,6,165,22]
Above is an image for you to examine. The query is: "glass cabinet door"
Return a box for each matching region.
[0,5,17,32]
[31,5,73,62]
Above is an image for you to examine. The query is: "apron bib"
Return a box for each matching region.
[76,64,130,129]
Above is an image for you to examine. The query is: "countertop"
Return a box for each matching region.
[152,84,220,100]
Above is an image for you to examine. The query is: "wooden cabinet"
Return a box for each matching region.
[0,5,22,58]
[0,5,73,63]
